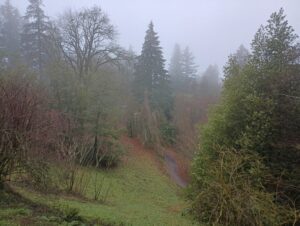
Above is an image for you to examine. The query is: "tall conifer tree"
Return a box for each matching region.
[21,0,49,78]
[134,22,172,118]
[182,46,198,80]
[0,0,21,58]
[169,44,183,89]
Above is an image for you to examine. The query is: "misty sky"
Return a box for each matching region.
[7,0,300,73]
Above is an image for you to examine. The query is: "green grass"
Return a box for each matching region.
[8,144,198,226]
[0,188,67,226]
[0,207,31,226]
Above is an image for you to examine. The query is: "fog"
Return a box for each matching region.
[8,0,300,72]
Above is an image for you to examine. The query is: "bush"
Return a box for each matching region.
[188,10,300,224]
[78,136,125,169]
[188,148,299,226]
[0,70,46,185]
[62,206,82,223]
[22,161,53,191]
[0,69,71,190]
[96,139,125,168]
[160,123,177,145]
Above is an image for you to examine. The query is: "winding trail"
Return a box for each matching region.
[164,153,188,188]
[121,136,189,188]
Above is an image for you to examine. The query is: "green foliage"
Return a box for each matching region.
[81,137,125,169]
[97,139,125,168]
[169,44,184,87]
[0,0,21,67]
[199,65,220,98]
[21,0,49,76]
[47,60,126,168]
[133,22,172,119]
[160,123,177,145]
[188,148,297,226]
[169,44,198,92]
[182,46,198,80]
[189,8,300,225]
[60,206,83,223]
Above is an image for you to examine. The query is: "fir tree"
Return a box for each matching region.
[0,0,21,64]
[234,45,250,67]
[21,0,49,78]
[199,64,220,97]
[182,46,198,80]
[134,22,172,118]
[224,45,250,80]
[251,8,298,70]
[169,44,184,88]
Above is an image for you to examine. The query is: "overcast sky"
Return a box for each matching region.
[6,0,300,73]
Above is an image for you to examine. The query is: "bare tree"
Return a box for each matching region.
[56,6,125,79]
[0,71,48,185]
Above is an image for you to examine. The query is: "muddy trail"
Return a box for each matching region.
[164,153,188,187]
[122,137,189,188]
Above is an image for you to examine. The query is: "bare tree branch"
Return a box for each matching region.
[54,6,127,79]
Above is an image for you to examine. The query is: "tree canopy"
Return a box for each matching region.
[189,8,300,225]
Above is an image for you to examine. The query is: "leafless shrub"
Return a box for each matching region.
[54,137,91,196]
[128,92,162,149]
[0,70,73,191]
[0,71,47,185]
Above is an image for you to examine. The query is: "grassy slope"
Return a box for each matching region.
[2,138,198,226]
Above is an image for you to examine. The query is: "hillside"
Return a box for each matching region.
[0,137,198,226]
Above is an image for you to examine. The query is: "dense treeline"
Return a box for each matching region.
[126,23,221,152]
[0,0,219,193]
[188,8,300,225]
[0,0,130,191]
[3,1,298,226]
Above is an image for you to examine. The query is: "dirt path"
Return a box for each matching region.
[121,136,189,188]
[164,153,188,188]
